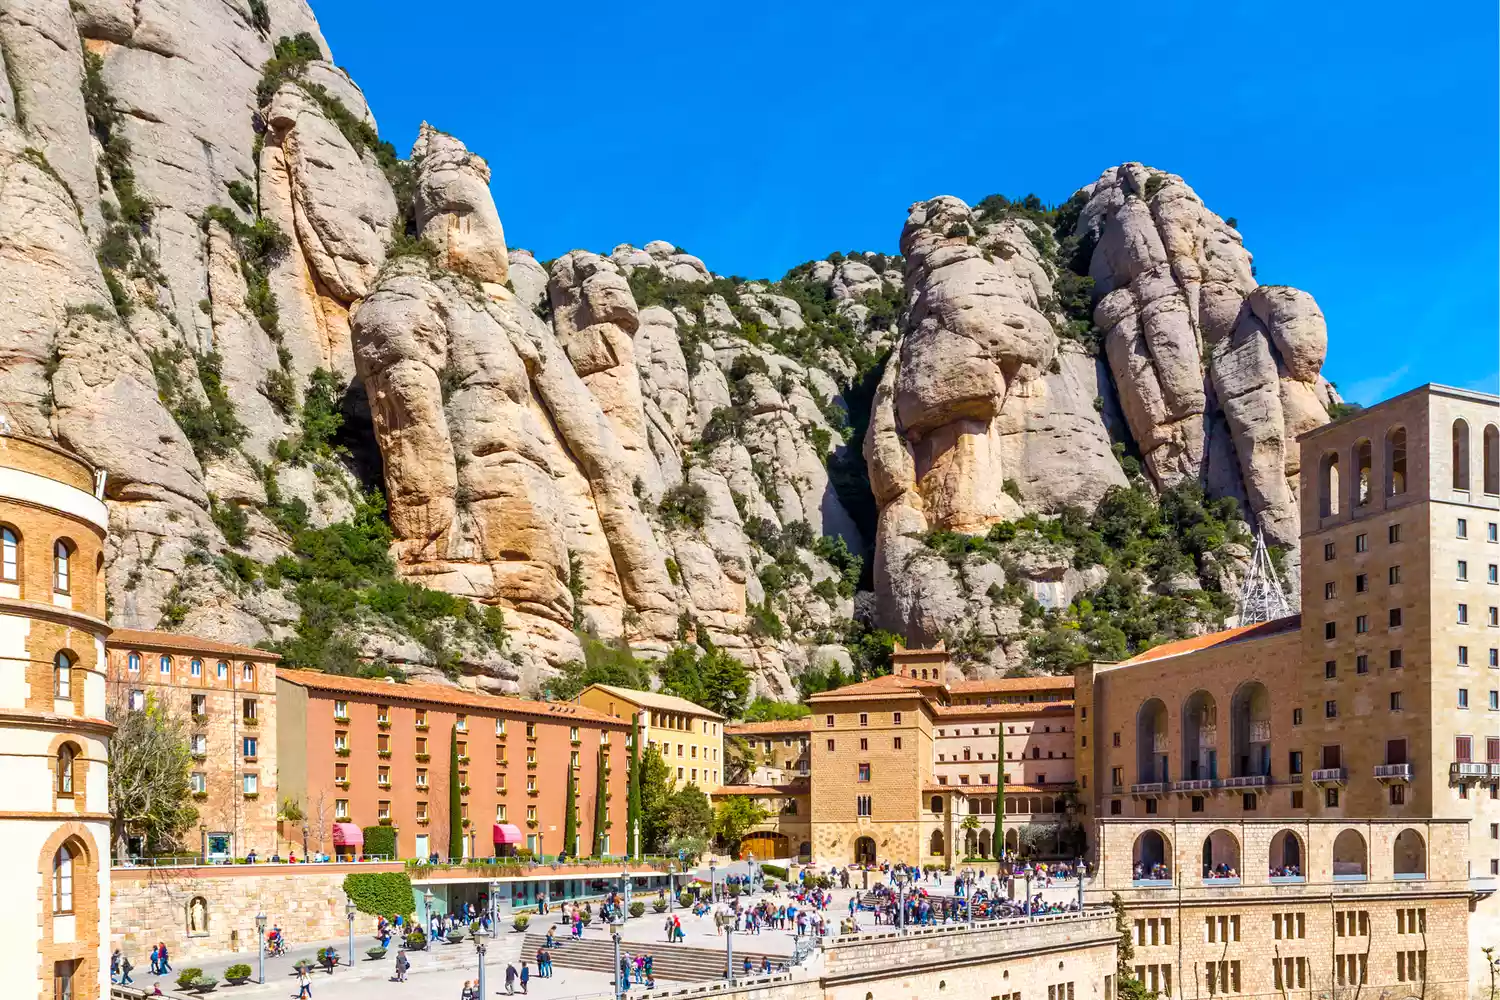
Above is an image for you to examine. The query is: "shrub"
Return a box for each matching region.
[223,964,251,980]
[652,898,667,913]
[761,864,788,880]
[658,482,709,530]
[629,901,646,918]
[512,913,531,932]
[405,929,426,950]
[678,891,694,908]
[446,927,466,943]
[342,871,415,917]
[191,976,218,991]
[366,947,387,960]
[727,883,742,897]
[362,825,397,859]
[177,969,205,989]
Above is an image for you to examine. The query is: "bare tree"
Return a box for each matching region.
[107,690,198,860]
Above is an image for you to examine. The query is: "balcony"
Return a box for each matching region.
[1130,782,1167,798]
[1310,767,1347,786]
[415,753,430,762]
[1171,779,1219,794]
[1222,775,1268,793]
[1374,763,1413,783]
[242,716,259,727]
[1451,762,1489,783]
[377,750,392,759]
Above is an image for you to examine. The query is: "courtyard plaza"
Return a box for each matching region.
[120,869,1084,998]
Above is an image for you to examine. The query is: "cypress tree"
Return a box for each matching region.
[592,746,609,857]
[447,724,463,859]
[627,716,642,858]
[563,752,579,858]
[995,728,1005,862]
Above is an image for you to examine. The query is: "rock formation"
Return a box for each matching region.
[0,0,1338,694]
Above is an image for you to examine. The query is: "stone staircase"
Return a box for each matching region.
[519,930,787,983]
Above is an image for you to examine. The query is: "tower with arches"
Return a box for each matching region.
[0,436,112,1000]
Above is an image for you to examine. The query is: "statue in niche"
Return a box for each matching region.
[188,896,209,935]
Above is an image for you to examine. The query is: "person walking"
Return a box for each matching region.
[503,962,518,995]
[120,953,134,986]
[519,962,530,994]
[158,943,172,975]
[663,913,674,943]
[110,950,120,984]
[147,944,159,976]
[296,966,313,998]
[394,948,409,983]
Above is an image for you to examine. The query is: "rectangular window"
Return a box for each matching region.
[1326,787,1340,807]
[1490,565,1499,584]
[1356,573,1368,592]
[1390,565,1402,585]
[1390,608,1403,628]
[1324,542,1335,561]
[1492,648,1499,668]
[190,772,206,794]
[860,738,868,751]
[1460,603,1470,624]
[893,712,902,724]
[1390,648,1404,668]
[1292,708,1303,726]
[1461,560,1470,580]
[893,737,902,749]
[1356,654,1369,674]
[1459,519,1470,538]
[335,799,349,819]
[54,960,78,1000]
[859,713,868,727]
[1491,522,1499,542]
[1389,524,1401,543]
[1325,700,1338,719]
[1291,790,1303,808]
[1356,615,1368,634]
[826,739,834,751]
[1390,691,1402,711]
[1461,689,1470,709]
[825,715,834,729]
[1492,607,1500,627]
[1325,581,1336,600]
[856,795,872,817]
[1390,784,1405,805]
[1113,732,1121,747]
[1325,660,1337,678]
[1458,736,1473,761]
[857,763,871,782]
[1491,691,1499,711]
[1289,751,1303,774]
[1356,533,1368,553]
[1324,621,1337,640]
[243,773,258,795]
[243,737,257,758]
[1462,646,1472,665]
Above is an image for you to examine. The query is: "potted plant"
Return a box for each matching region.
[512,912,531,932]
[446,926,467,944]
[223,963,252,985]
[629,901,645,919]
[405,929,427,951]
[652,898,668,913]
[177,969,205,991]
[677,891,693,908]
[366,945,387,961]
[191,976,219,993]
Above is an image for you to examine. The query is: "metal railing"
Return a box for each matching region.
[406,857,675,879]
[1451,762,1490,782]
[113,853,396,870]
[1129,782,1166,796]
[1374,763,1413,781]
[1310,767,1347,784]
[1222,775,1268,789]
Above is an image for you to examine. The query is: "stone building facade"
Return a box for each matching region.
[277,670,629,860]
[0,436,112,1000]
[104,630,280,859]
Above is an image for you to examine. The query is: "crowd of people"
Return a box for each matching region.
[1133,861,1171,880]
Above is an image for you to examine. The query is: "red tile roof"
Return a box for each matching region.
[726,720,815,736]
[277,669,627,726]
[1121,615,1301,665]
[108,628,280,661]
[933,701,1073,719]
[712,781,810,796]
[805,674,939,703]
[950,675,1075,693]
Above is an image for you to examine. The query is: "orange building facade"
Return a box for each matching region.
[276,671,629,860]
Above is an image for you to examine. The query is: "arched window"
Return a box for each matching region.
[1201,829,1241,878]
[54,651,72,700]
[0,526,17,582]
[1332,829,1368,879]
[159,655,171,676]
[1269,830,1304,877]
[216,660,228,680]
[929,830,944,857]
[1454,420,1471,490]
[1136,698,1169,783]
[1132,830,1170,879]
[127,651,140,673]
[1486,425,1499,495]
[1394,829,1426,878]
[190,659,202,678]
[1385,427,1407,496]
[56,744,75,795]
[53,844,74,913]
[243,662,256,683]
[1319,452,1341,517]
[1352,439,1372,508]
[52,539,72,593]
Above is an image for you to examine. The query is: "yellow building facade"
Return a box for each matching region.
[579,683,724,788]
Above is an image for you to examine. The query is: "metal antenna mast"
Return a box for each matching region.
[1236,531,1294,625]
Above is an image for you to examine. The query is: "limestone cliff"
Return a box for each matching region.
[0,0,1338,695]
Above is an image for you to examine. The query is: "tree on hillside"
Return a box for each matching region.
[536,637,647,701]
[657,644,750,719]
[740,698,811,722]
[447,725,462,859]
[638,746,673,852]
[663,784,713,842]
[592,747,609,857]
[725,736,758,785]
[108,694,198,859]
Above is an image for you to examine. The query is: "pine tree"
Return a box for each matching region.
[447,724,463,860]
[563,753,579,858]
[627,716,642,858]
[592,746,609,857]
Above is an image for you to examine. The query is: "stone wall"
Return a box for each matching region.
[109,862,402,961]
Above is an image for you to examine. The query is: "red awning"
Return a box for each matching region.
[493,823,523,845]
[332,823,364,846]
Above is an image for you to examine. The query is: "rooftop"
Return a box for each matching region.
[108,628,281,661]
[277,669,627,726]
[950,675,1075,694]
[806,673,940,703]
[712,780,810,796]
[726,719,814,736]
[933,701,1074,720]
[1117,615,1301,666]
[583,683,724,720]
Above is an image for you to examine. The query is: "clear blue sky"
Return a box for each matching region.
[312,0,1498,404]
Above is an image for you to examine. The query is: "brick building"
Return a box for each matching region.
[0,436,112,1000]
[104,630,279,859]
[277,670,629,860]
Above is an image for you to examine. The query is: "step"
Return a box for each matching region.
[519,931,788,983]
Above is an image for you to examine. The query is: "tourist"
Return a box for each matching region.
[147,944,159,976]
[459,980,475,1000]
[120,953,134,986]
[519,961,530,994]
[110,950,120,984]
[394,947,409,982]
[664,913,675,942]
[296,966,313,998]
[504,962,518,994]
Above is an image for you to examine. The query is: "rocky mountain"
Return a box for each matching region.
[0,0,1338,700]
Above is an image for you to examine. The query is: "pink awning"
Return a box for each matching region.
[332,823,363,846]
[493,823,523,845]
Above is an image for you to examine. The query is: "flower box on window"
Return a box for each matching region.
[415,723,429,731]
[191,713,207,724]
[458,755,470,765]
[526,820,538,829]
[378,817,393,826]
[192,791,209,801]
[459,784,471,795]
[242,717,259,727]
[461,818,471,828]
[191,750,207,760]
[527,788,539,797]
[335,747,351,757]
[415,752,430,762]
[527,760,537,770]
[243,792,259,800]
[334,714,350,724]
[378,720,391,730]
[334,779,349,789]
[416,816,429,825]
[377,750,392,759]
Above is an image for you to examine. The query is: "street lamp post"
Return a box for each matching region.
[895,869,908,934]
[423,888,435,943]
[1076,856,1085,914]
[668,863,676,913]
[610,912,626,998]
[475,936,488,996]
[1024,870,1033,920]
[726,914,734,981]
[709,860,717,902]
[255,912,266,984]
[301,822,309,861]
[488,880,500,936]
[345,896,355,969]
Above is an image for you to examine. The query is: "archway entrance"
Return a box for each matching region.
[854,836,877,865]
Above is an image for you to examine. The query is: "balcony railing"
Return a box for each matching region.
[1130,782,1167,797]
[1172,779,1218,794]
[1451,762,1490,783]
[1222,775,1268,792]
[1374,763,1413,783]
[1310,767,1347,786]
[1248,721,1271,743]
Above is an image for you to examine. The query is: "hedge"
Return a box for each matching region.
[342,871,415,917]
[761,864,787,880]
[363,825,397,859]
